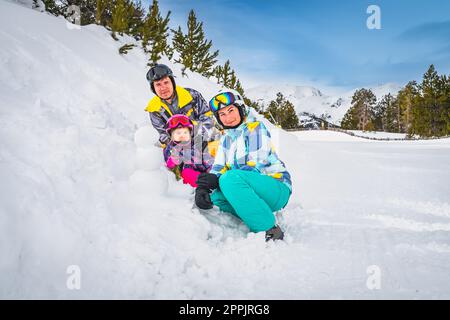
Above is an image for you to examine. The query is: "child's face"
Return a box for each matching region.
[171,127,191,142]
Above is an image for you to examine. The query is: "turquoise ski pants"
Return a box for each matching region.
[210,170,291,232]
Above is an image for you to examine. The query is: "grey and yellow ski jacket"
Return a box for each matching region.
[145,85,216,145]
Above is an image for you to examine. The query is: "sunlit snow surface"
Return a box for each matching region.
[1,1,449,299]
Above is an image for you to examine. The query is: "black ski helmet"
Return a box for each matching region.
[146,64,176,95]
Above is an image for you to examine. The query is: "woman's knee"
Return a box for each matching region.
[218,170,241,189]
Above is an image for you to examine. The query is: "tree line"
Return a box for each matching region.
[341,65,449,138]
[37,0,250,102]
[258,64,449,134]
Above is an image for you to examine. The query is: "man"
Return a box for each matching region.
[145,64,218,147]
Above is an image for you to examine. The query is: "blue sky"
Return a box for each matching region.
[148,0,450,92]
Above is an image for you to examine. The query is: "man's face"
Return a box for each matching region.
[153,76,174,100]
[218,105,241,127]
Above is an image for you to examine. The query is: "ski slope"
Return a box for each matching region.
[1,1,450,299]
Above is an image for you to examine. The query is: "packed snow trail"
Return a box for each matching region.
[1,1,450,298]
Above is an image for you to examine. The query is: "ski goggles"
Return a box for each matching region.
[209,92,243,113]
[146,64,173,82]
[166,114,193,132]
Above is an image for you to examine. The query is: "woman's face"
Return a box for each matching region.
[218,105,241,127]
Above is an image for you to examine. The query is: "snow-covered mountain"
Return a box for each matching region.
[1,0,450,299]
[246,83,403,127]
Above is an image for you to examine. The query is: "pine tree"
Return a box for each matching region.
[214,60,246,94]
[341,105,359,130]
[282,99,300,129]
[264,93,299,129]
[111,0,129,38]
[442,74,450,135]
[214,60,232,87]
[434,73,449,136]
[95,0,109,25]
[244,98,262,113]
[410,64,450,137]
[128,0,145,39]
[397,81,418,136]
[234,80,245,97]
[172,10,219,77]
[373,93,391,131]
[265,95,282,127]
[164,45,174,60]
[420,64,440,136]
[229,71,238,91]
[374,93,406,133]
[119,43,135,54]
[384,94,403,132]
[212,60,248,105]
[142,0,171,65]
[344,65,448,138]
[171,26,187,72]
[411,93,428,137]
[341,88,377,131]
[213,65,223,84]
[41,0,60,15]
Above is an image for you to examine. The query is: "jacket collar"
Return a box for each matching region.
[224,115,257,139]
[145,86,194,112]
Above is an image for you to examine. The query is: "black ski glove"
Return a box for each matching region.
[195,188,213,210]
[196,173,219,191]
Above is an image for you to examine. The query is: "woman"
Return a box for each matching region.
[195,90,292,241]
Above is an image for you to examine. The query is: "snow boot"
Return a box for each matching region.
[265,225,284,242]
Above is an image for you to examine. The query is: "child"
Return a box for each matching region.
[163,114,215,187]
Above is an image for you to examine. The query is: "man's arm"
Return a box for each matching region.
[190,89,218,139]
[149,112,170,145]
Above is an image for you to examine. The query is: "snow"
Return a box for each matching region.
[348,130,409,140]
[291,130,368,142]
[1,1,450,299]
